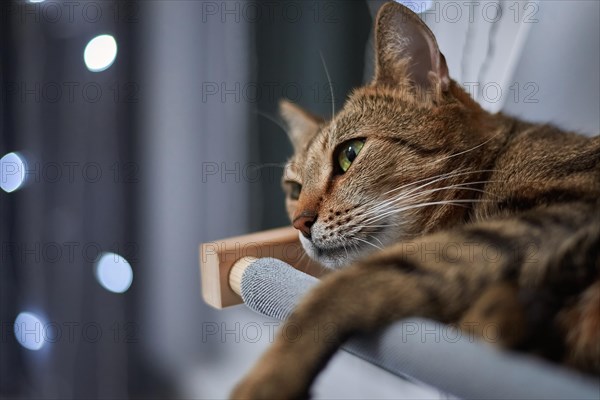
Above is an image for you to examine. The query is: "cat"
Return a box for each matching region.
[232,2,600,398]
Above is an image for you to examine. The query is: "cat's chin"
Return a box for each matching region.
[299,234,363,270]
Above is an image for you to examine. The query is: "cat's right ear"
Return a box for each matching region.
[374,2,450,93]
[279,100,323,151]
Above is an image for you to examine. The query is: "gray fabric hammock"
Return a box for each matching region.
[239,258,600,400]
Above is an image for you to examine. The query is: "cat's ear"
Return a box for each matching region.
[374,2,450,93]
[279,100,323,151]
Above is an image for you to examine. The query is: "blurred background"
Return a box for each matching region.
[1,0,598,398]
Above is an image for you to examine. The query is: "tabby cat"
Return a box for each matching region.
[232,2,600,398]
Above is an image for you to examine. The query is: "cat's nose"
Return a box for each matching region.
[293,211,317,238]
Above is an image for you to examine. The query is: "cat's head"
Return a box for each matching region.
[281,2,497,268]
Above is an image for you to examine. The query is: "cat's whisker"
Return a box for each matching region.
[364,180,499,217]
[370,235,385,248]
[361,199,491,225]
[368,198,489,221]
[352,240,360,254]
[394,170,502,197]
[385,181,499,205]
[342,240,350,261]
[319,51,336,134]
[369,170,501,214]
[256,109,288,133]
[353,236,383,251]
[428,129,506,165]
[352,225,395,240]
[381,169,500,198]
[365,199,490,225]
[355,221,399,229]
[402,176,498,199]
[380,168,472,197]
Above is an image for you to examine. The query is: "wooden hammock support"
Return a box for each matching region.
[199,226,324,308]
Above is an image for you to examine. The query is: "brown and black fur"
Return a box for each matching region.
[232,3,600,398]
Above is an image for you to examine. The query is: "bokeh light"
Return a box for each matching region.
[95,253,133,293]
[14,312,45,351]
[84,34,118,72]
[1,152,27,193]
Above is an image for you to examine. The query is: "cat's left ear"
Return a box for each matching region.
[279,100,323,151]
[374,2,450,93]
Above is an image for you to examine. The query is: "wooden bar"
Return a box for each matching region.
[199,226,323,309]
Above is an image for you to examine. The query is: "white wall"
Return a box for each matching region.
[393,1,599,135]
[502,1,600,135]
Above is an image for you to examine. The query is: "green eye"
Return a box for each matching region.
[337,139,365,172]
[287,182,302,200]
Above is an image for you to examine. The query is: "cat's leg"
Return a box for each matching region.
[553,219,600,374]
[231,203,598,399]
[459,282,528,348]
[559,280,600,374]
[230,262,463,400]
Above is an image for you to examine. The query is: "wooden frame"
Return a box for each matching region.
[199,226,323,308]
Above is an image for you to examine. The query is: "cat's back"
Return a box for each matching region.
[478,120,600,217]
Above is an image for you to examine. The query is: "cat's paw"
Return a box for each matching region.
[230,364,310,400]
